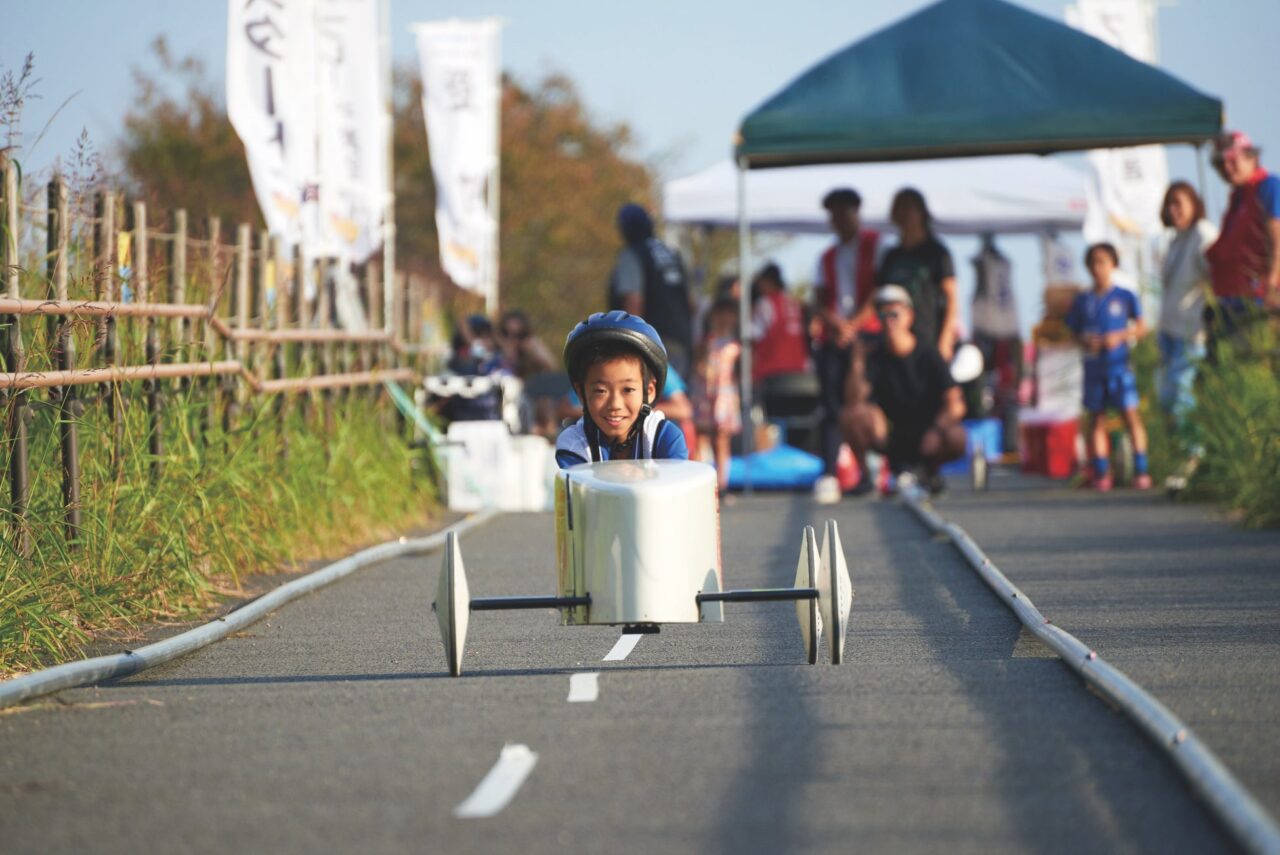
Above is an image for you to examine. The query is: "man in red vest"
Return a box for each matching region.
[1204,130,1280,359]
[810,188,881,503]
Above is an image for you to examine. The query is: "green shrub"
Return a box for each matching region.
[1185,322,1280,527]
[1136,321,1280,527]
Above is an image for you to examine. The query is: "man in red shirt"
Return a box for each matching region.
[810,188,880,503]
[1204,130,1280,358]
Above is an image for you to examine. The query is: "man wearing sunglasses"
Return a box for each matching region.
[841,285,966,494]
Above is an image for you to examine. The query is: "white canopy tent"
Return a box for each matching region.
[663,155,1088,236]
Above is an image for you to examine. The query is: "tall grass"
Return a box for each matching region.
[1135,320,1280,527]
[0,380,436,675]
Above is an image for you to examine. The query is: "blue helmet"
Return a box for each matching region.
[563,311,667,399]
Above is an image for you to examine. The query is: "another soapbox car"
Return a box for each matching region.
[434,459,853,675]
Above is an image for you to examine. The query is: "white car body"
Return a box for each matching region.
[555,460,724,626]
[434,456,851,676]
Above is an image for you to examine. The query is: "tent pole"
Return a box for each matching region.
[737,156,753,494]
[1195,142,1213,221]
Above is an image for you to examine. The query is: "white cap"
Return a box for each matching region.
[873,284,913,308]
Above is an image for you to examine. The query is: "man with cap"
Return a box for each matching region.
[840,285,966,494]
[608,203,695,378]
[811,187,882,503]
[1204,130,1280,357]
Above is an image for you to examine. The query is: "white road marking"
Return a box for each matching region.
[567,672,599,703]
[603,633,642,661]
[453,743,538,819]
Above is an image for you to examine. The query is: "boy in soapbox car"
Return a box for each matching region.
[556,311,688,467]
[431,311,850,676]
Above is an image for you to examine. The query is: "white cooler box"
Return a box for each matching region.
[443,422,555,512]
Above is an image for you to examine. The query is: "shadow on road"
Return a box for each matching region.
[872,500,1232,854]
[705,496,823,855]
[109,661,801,690]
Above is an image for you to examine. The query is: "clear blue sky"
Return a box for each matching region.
[5,0,1279,331]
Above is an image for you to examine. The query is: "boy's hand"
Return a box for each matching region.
[1104,329,1130,350]
[1083,333,1104,354]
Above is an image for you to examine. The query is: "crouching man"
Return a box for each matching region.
[840,285,966,494]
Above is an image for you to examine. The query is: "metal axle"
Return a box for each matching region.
[697,587,818,604]
[470,595,592,612]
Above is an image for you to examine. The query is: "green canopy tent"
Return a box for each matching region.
[729,0,1222,466]
[735,0,1222,168]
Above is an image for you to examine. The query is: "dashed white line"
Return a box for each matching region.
[453,743,539,819]
[567,672,599,703]
[603,633,642,661]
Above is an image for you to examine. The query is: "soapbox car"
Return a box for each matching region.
[434,459,853,676]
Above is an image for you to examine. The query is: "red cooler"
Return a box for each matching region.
[1019,412,1079,479]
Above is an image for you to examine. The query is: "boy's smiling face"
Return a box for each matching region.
[583,355,655,445]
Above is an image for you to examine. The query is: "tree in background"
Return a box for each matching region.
[120,41,655,344]
[495,73,653,343]
[120,38,261,229]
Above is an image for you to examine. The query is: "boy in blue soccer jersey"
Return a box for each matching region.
[1066,243,1152,491]
[556,311,689,467]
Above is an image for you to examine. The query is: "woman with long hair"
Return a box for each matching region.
[876,188,959,361]
[1157,181,1218,429]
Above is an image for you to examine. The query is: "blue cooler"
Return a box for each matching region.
[941,418,1003,475]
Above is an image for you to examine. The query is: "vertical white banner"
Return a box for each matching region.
[413,19,501,302]
[316,0,387,264]
[1067,0,1168,295]
[226,0,320,249]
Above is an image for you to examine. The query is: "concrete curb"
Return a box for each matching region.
[0,511,500,710]
[900,488,1280,855]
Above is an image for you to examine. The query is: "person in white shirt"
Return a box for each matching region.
[1157,181,1218,426]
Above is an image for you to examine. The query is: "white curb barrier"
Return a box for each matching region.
[0,511,499,710]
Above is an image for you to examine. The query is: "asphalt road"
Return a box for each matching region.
[1,469,1274,854]
[935,467,1280,822]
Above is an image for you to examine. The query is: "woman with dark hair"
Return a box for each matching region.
[1156,181,1218,422]
[498,309,556,379]
[876,188,959,360]
[749,262,809,385]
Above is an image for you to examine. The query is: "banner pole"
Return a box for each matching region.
[737,156,753,494]
[486,18,503,316]
[382,0,396,336]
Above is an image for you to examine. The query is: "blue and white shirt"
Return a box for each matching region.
[1066,286,1141,376]
[555,410,688,468]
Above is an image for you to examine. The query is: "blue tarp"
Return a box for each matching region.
[727,443,824,491]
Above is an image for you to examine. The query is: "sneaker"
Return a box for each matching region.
[1094,473,1113,492]
[813,474,841,505]
[1132,473,1152,490]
